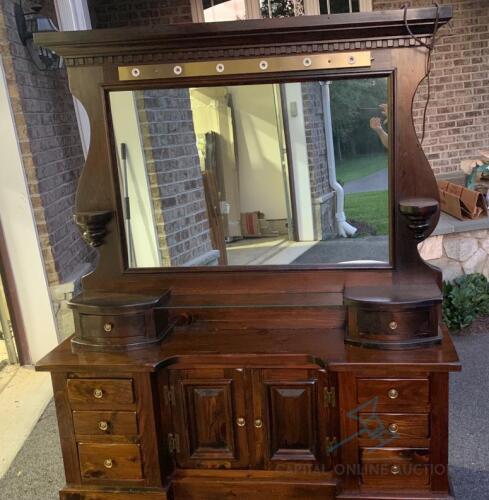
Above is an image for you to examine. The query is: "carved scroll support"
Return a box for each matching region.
[75,211,113,247]
[399,198,439,241]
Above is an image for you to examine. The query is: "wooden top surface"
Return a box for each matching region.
[68,290,170,312]
[35,6,452,58]
[344,285,442,306]
[36,327,460,373]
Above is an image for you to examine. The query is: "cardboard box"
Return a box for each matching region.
[438,180,488,220]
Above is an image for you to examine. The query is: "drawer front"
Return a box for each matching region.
[357,378,429,408]
[359,413,429,440]
[67,379,135,406]
[78,443,143,481]
[73,411,138,436]
[360,448,430,488]
[80,313,146,339]
[357,308,433,340]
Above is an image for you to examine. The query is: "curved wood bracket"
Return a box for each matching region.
[399,198,439,242]
[74,211,113,248]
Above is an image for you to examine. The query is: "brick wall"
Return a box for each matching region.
[88,0,193,28]
[301,82,336,239]
[135,89,215,266]
[0,0,93,287]
[373,0,489,175]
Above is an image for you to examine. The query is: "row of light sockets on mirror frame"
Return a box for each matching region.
[118,51,373,81]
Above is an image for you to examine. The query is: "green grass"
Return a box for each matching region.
[345,190,389,236]
[336,153,388,185]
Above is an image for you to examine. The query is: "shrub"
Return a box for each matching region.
[443,273,489,331]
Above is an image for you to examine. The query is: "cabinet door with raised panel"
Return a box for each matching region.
[252,368,333,470]
[169,367,250,469]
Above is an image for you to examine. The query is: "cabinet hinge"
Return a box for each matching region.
[168,433,180,454]
[324,387,336,408]
[325,436,338,456]
[163,385,175,406]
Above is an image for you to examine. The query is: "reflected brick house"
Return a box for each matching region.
[0,0,487,363]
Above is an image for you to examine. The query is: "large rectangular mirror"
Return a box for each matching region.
[109,76,390,268]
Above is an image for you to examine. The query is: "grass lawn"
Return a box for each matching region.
[336,153,388,185]
[345,190,389,235]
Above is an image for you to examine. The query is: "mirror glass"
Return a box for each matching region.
[109,76,390,268]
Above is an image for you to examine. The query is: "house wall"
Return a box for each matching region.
[87,0,193,28]
[0,0,93,289]
[373,0,489,176]
[230,84,289,221]
[301,82,336,239]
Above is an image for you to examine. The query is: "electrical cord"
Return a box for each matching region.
[402,2,441,145]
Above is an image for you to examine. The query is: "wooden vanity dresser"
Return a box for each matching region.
[35,6,460,500]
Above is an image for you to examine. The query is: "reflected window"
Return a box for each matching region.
[319,0,360,14]
[261,0,304,18]
[203,0,247,22]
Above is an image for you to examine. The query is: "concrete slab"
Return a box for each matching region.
[0,366,52,478]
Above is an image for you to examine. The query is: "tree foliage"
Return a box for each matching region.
[330,78,388,159]
[261,0,296,18]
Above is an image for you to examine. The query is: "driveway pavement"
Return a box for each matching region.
[343,168,388,193]
[0,332,487,499]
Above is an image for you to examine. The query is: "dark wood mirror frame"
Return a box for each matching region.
[35,7,461,500]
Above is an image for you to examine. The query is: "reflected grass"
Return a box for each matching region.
[345,190,389,236]
[336,153,388,185]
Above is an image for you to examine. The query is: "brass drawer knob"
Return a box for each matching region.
[103,458,113,469]
[93,388,104,399]
[389,321,398,330]
[391,464,401,475]
[98,420,109,431]
[254,418,263,429]
[388,423,399,434]
[236,417,246,427]
[103,322,114,333]
[388,388,399,399]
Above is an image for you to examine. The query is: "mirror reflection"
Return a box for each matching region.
[109,77,389,268]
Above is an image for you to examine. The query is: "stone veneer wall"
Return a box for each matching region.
[301,82,336,239]
[135,89,215,266]
[419,231,489,281]
[372,0,489,176]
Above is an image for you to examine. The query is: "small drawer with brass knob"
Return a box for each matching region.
[78,443,143,482]
[357,378,429,409]
[67,379,135,407]
[73,411,138,436]
[69,291,171,353]
[360,448,430,488]
[358,413,430,441]
[344,286,441,349]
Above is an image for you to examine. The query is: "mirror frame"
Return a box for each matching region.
[35,7,451,296]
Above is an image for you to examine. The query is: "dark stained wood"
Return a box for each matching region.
[67,378,135,407]
[70,291,171,352]
[73,411,138,436]
[60,487,169,499]
[253,368,325,469]
[429,373,450,493]
[52,373,82,484]
[172,469,338,500]
[358,413,430,441]
[360,448,430,489]
[32,6,459,500]
[36,328,460,374]
[78,443,143,482]
[357,378,430,410]
[169,367,249,469]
